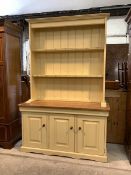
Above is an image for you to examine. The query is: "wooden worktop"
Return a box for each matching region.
[19,100,110,111]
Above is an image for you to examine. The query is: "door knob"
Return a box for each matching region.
[78,127,82,130]
[42,124,45,127]
[70,126,73,130]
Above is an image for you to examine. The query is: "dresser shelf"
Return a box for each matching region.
[32,75,103,78]
[32,48,104,53]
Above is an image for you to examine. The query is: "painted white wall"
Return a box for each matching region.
[107,16,129,44]
[23,40,29,74]
[0,0,131,16]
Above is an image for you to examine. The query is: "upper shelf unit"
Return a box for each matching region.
[29,13,109,106]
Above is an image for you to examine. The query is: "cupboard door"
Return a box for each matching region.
[23,113,48,149]
[50,114,74,152]
[106,97,119,143]
[0,34,3,63]
[0,66,5,120]
[77,116,105,155]
[106,92,126,144]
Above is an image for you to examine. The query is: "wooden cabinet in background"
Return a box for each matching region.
[0,21,21,149]
[125,9,131,164]
[21,75,30,103]
[0,33,3,63]
[106,90,126,144]
[0,66,5,119]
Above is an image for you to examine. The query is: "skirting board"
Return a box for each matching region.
[20,146,107,163]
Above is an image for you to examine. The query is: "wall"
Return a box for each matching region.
[106,16,129,81]
[107,16,129,44]
[0,0,130,16]
[23,27,29,74]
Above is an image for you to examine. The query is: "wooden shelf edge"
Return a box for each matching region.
[19,100,110,111]
[31,48,104,53]
[32,75,103,78]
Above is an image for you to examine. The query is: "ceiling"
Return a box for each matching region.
[0,0,131,16]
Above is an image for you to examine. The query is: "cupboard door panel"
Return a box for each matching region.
[50,114,74,152]
[77,116,105,155]
[0,66,5,120]
[0,34,3,63]
[24,114,48,148]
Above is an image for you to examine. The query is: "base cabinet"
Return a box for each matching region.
[20,108,108,162]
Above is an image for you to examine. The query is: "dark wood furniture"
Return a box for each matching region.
[125,9,131,164]
[106,89,126,144]
[106,44,128,80]
[0,21,21,149]
[21,75,30,103]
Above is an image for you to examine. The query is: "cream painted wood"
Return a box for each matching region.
[50,114,75,152]
[20,13,109,162]
[30,18,105,29]
[33,78,103,102]
[102,18,107,107]
[31,26,105,50]
[29,16,107,105]
[32,52,104,77]
[21,146,107,162]
[76,116,105,155]
[20,105,109,162]
[23,113,48,149]
[20,106,109,117]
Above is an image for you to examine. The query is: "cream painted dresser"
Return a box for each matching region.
[19,13,110,162]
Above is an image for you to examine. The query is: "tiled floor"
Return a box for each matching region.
[0,141,131,170]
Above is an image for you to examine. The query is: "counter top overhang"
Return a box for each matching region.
[19,100,110,112]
